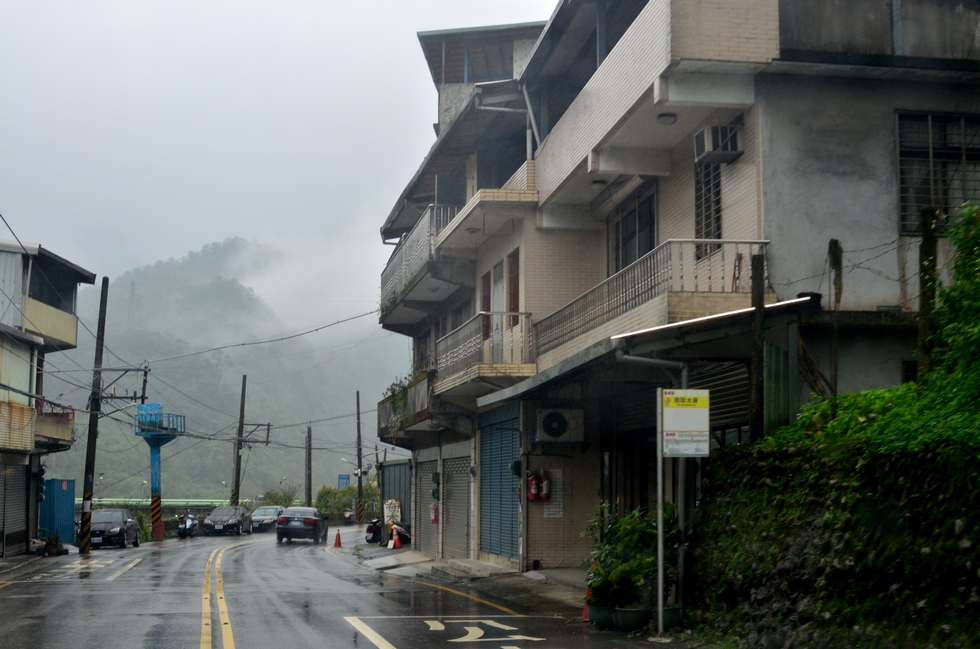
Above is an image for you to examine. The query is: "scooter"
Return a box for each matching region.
[177,510,198,539]
[365,518,382,544]
[343,510,354,526]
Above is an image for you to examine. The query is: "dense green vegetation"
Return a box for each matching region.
[692,207,980,648]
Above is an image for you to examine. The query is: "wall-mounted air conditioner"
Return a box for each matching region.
[535,409,585,443]
[694,126,743,164]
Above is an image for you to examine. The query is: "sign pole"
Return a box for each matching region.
[656,387,664,636]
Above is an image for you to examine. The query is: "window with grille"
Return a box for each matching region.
[898,113,980,235]
[695,162,722,259]
[608,183,657,273]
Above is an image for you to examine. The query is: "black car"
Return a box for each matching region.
[90,508,140,548]
[250,506,284,532]
[276,507,328,544]
[203,506,252,536]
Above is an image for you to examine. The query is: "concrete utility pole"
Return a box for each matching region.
[356,391,363,524]
[139,363,149,404]
[918,208,938,382]
[829,239,843,419]
[750,255,765,440]
[79,277,109,555]
[231,375,246,506]
[305,425,312,507]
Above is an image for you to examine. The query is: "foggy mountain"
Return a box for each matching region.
[43,238,409,502]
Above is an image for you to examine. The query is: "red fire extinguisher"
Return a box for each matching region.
[528,473,540,501]
[430,502,439,524]
[540,472,551,501]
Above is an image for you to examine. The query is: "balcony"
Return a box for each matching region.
[377,371,436,449]
[34,402,75,444]
[380,204,475,334]
[433,312,536,399]
[534,239,769,366]
[21,296,79,350]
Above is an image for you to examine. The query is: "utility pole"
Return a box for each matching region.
[139,362,149,404]
[305,425,312,507]
[750,255,765,440]
[356,391,363,524]
[917,208,938,382]
[79,277,109,555]
[231,375,246,506]
[829,239,843,419]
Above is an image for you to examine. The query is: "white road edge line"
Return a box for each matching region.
[105,558,142,581]
[344,616,398,649]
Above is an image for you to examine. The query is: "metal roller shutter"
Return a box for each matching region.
[2,465,27,558]
[479,406,520,558]
[442,457,471,559]
[415,460,438,558]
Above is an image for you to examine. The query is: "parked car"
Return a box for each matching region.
[276,507,328,544]
[90,508,140,548]
[250,506,284,532]
[203,506,252,536]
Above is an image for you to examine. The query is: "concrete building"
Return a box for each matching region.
[376,0,977,586]
[0,240,95,556]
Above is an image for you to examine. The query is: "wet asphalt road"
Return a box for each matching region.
[0,526,660,649]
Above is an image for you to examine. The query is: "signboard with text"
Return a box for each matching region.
[338,474,350,488]
[661,389,710,457]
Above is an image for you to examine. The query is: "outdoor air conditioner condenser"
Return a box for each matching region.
[535,409,585,443]
[694,125,743,164]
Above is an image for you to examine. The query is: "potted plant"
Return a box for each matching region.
[582,505,682,633]
[42,534,61,557]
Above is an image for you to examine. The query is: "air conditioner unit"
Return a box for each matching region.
[535,409,585,443]
[694,125,743,164]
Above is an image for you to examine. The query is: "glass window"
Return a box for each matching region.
[608,183,657,273]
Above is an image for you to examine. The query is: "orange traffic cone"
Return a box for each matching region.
[392,529,401,549]
[582,585,592,621]
[334,530,342,548]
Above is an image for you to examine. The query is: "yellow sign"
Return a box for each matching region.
[662,390,709,408]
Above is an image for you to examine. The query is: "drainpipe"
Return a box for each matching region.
[615,348,689,617]
[520,84,542,151]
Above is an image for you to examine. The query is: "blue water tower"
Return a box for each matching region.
[135,403,185,541]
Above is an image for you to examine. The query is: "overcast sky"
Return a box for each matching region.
[0,1,555,330]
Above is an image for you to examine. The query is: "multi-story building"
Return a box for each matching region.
[0,240,95,556]
[377,0,976,580]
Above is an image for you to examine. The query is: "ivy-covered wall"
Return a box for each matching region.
[692,395,980,648]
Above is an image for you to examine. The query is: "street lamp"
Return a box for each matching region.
[98,473,105,500]
[141,480,147,500]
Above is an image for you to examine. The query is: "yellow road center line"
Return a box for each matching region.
[0,582,11,590]
[344,617,398,649]
[201,548,220,649]
[215,547,235,649]
[105,558,142,581]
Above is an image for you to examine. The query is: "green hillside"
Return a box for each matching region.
[43,238,409,501]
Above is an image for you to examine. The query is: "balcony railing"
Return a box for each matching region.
[535,239,768,355]
[436,312,534,377]
[34,401,75,442]
[380,204,461,314]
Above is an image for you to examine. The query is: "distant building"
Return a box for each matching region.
[375,0,978,584]
[0,239,95,556]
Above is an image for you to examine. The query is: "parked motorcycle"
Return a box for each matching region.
[365,518,382,544]
[343,510,354,526]
[177,510,199,539]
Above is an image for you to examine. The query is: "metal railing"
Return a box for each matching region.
[535,239,768,355]
[436,311,534,377]
[380,204,461,314]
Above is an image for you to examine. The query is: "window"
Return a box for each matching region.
[507,249,520,327]
[608,184,657,273]
[695,162,722,259]
[899,113,980,234]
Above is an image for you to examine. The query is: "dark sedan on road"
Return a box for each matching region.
[90,508,140,548]
[251,506,284,532]
[276,507,327,544]
[203,506,252,536]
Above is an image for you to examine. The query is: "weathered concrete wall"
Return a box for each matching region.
[756,74,975,311]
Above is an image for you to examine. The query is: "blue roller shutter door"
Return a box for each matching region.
[479,404,519,558]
